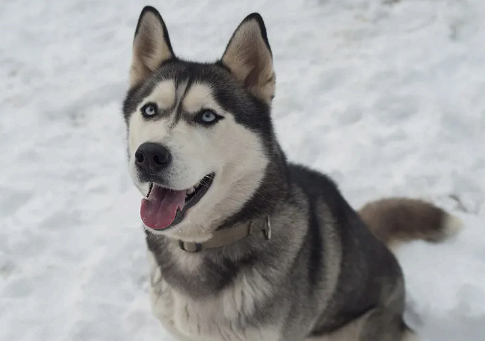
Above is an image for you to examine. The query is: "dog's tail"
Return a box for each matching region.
[358,198,462,251]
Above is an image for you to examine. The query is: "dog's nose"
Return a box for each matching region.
[135,143,172,173]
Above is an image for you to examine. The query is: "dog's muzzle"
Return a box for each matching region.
[135,142,172,179]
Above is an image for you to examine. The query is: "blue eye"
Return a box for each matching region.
[196,110,221,125]
[201,111,216,122]
[141,103,158,117]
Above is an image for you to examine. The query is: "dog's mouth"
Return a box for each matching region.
[140,173,215,230]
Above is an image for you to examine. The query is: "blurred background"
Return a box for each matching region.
[1,0,485,340]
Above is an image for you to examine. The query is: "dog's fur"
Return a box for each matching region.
[122,7,461,341]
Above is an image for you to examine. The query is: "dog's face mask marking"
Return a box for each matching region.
[123,7,275,241]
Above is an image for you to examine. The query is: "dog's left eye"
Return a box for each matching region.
[195,110,222,125]
[141,103,158,118]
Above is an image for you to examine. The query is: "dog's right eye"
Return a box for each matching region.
[141,103,158,118]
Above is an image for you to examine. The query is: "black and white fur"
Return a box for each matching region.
[122,6,460,341]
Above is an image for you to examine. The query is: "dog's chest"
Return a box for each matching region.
[148,254,280,341]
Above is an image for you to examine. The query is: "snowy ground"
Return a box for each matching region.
[1,0,485,340]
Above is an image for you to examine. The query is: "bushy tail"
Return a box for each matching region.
[358,197,462,251]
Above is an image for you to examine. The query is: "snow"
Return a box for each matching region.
[1,0,484,340]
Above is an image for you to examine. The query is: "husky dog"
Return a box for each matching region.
[122,6,461,341]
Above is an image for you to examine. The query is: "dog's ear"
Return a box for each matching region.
[221,13,275,104]
[130,6,175,87]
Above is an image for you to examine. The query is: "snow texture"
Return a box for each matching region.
[1,0,485,340]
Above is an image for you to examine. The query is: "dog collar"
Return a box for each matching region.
[173,216,272,253]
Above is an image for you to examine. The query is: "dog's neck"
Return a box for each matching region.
[145,211,282,298]
[171,215,272,253]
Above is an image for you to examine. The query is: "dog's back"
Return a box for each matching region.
[285,164,402,339]
[288,164,461,340]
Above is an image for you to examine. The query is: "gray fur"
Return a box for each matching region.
[121,7,431,341]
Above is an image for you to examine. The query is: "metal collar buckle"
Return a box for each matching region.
[248,215,272,240]
[179,241,202,253]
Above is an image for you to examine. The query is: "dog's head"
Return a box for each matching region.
[123,7,277,241]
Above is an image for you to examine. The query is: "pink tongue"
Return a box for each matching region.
[140,185,187,229]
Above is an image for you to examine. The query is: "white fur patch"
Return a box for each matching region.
[148,251,280,341]
[150,80,177,110]
[182,82,218,114]
[442,213,464,241]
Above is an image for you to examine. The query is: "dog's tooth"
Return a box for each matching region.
[187,187,195,195]
[146,183,153,198]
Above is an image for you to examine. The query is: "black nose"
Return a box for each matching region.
[135,143,172,174]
